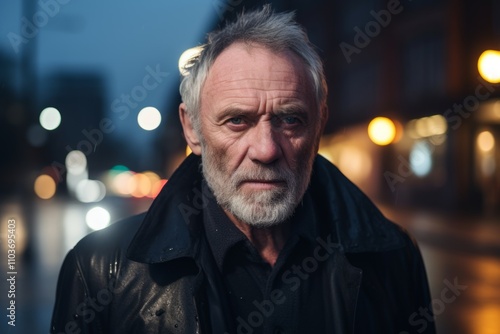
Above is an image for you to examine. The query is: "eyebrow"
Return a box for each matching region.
[214,108,254,123]
[272,104,309,117]
[217,103,309,118]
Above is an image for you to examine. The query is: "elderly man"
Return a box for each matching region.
[51,6,435,334]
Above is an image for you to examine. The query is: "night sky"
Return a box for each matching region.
[0,1,217,167]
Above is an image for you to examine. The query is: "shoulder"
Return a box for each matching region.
[74,213,145,254]
[71,213,146,282]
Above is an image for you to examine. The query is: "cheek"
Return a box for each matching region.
[202,130,244,172]
[283,134,317,165]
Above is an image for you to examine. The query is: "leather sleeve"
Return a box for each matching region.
[50,249,106,334]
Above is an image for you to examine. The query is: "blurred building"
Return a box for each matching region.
[259,0,500,215]
[0,50,31,198]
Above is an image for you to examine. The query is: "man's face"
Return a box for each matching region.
[197,43,324,227]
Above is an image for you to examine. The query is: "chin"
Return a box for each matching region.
[225,194,298,228]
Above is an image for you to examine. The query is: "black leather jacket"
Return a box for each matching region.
[51,154,436,334]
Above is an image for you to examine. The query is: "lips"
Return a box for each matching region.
[239,179,286,190]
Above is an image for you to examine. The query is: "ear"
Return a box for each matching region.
[179,103,202,155]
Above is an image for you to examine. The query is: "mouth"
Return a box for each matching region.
[239,179,286,190]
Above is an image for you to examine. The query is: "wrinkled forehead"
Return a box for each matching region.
[202,42,315,101]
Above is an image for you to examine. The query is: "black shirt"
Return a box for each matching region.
[203,182,329,334]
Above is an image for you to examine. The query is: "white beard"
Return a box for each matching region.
[201,145,314,227]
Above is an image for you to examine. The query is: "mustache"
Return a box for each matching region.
[231,165,295,186]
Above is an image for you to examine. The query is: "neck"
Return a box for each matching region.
[225,211,290,267]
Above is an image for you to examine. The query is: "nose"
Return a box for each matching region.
[247,121,282,165]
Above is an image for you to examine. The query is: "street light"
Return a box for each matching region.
[478,50,500,84]
[368,117,396,146]
[137,106,161,131]
[39,107,61,130]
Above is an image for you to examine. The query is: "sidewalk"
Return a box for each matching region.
[379,205,500,334]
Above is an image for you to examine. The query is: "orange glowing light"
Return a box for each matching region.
[34,174,56,199]
[368,117,396,146]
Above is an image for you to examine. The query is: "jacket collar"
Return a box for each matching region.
[126,153,205,264]
[308,154,406,253]
[127,154,406,264]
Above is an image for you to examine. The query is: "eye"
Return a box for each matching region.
[228,117,243,125]
[283,116,300,125]
[276,115,302,127]
[225,116,248,131]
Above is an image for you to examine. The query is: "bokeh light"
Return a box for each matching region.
[410,141,433,177]
[477,131,495,152]
[478,50,500,83]
[112,170,134,196]
[143,171,160,185]
[34,174,57,199]
[39,107,61,130]
[143,171,161,197]
[407,115,448,139]
[131,173,151,198]
[429,115,448,135]
[107,167,165,198]
[137,107,161,131]
[368,117,396,146]
[66,169,89,195]
[111,165,129,173]
[65,150,87,175]
[75,180,106,203]
[85,207,111,231]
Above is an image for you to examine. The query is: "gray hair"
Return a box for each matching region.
[179,5,328,134]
